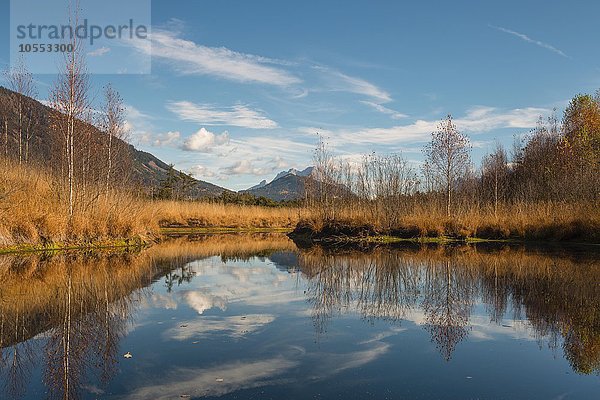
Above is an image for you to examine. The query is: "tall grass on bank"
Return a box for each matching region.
[154,200,302,229]
[0,159,158,247]
[297,200,600,242]
[0,159,304,248]
[2,155,597,247]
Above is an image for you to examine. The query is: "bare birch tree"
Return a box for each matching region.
[481,142,508,217]
[49,0,90,217]
[98,84,126,195]
[310,134,337,221]
[3,56,37,165]
[424,115,471,217]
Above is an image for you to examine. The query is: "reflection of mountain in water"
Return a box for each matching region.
[269,251,300,273]
[1,237,599,399]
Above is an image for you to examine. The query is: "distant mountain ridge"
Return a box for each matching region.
[271,167,314,182]
[0,86,328,201]
[242,166,314,201]
[247,179,267,191]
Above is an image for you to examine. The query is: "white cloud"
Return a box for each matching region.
[360,101,408,119]
[308,341,390,378]
[317,121,434,146]
[131,126,181,147]
[190,135,314,187]
[168,101,278,129]
[468,317,536,341]
[183,291,227,314]
[402,309,537,342]
[314,66,391,103]
[188,164,216,178]
[149,293,178,310]
[132,29,300,86]
[323,106,549,145]
[152,131,181,146]
[274,156,288,169]
[126,104,151,119]
[124,104,175,147]
[296,127,336,137]
[231,137,314,156]
[218,152,306,177]
[87,46,111,57]
[188,260,306,307]
[458,106,548,131]
[164,314,276,341]
[124,357,297,400]
[182,127,230,152]
[490,25,569,58]
[221,160,274,176]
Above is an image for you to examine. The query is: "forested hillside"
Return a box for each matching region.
[0,86,228,198]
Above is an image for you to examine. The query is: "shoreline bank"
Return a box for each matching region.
[287,221,600,246]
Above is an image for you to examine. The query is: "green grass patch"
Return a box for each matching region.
[0,237,149,256]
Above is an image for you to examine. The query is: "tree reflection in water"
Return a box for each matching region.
[0,252,154,400]
[0,281,37,400]
[0,237,599,399]
[298,244,600,369]
[0,233,298,399]
[422,260,474,361]
[43,258,139,399]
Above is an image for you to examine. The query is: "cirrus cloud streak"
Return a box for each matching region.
[135,29,301,86]
[168,101,278,129]
[307,106,549,145]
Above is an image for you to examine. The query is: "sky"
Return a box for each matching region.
[1,0,600,190]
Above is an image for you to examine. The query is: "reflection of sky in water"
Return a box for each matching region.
[104,253,598,400]
[2,248,599,400]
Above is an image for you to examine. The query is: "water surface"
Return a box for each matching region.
[1,234,599,399]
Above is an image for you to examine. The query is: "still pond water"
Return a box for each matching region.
[1,233,599,399]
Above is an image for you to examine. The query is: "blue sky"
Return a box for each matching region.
[1,0,600,190]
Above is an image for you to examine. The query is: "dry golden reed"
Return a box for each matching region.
[0,159,304,247]
[300,201,600,242]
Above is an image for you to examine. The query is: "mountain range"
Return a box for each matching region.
[0,86,315,201]
[243,167,314,201]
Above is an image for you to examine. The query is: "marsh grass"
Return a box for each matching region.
[0,159,159,247]
[2,157,597,249]
[296,201,600,242]
[154,200,302,229]
[0,159,304,248]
